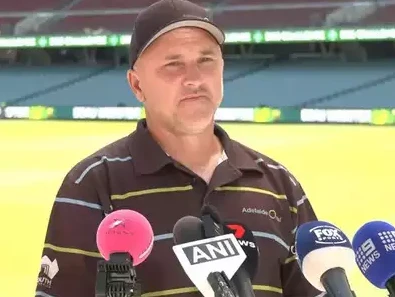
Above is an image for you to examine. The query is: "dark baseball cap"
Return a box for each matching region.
[129,0,225,68]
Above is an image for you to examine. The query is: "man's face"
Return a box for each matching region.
[127,27,224,135]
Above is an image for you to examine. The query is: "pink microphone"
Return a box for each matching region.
[96,209,154,265]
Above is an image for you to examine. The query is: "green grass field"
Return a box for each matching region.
[0,120,394,297]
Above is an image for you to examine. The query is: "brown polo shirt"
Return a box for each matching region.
[35,119,323,297]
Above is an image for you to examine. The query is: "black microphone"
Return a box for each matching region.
[224,221,259,297]
[201,204,224,237]
[223,221,260,280]
[387,277,395,297]
[172,216,240,297]
[201,205,256,297]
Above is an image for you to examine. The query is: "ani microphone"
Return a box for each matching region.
[172,215,245,297]
[95,209,155,297]
[201,205,257,297]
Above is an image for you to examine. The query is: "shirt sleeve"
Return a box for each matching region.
[280,174,325,297]
[35,163,107,297]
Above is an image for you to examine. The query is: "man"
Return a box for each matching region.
[35,0,323,297]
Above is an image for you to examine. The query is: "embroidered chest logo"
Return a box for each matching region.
[37,255,59,288]
[242,207,282,222]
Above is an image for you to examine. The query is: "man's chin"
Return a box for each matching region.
[174,115,215,135]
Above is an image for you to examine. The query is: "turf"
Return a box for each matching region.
[0,120,394,297]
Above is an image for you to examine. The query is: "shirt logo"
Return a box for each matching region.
[242,207,282,222]
[37,256,59,288]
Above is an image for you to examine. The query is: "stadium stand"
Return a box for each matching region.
[50,0,335,33]
[0,66,108,100]
[0,0,66,27]
[1,0,395,34]
[1,0,395,112]
[362,5,395,25]
[0,0,368,34]
[0,0,57,12]
[2,60,394,108]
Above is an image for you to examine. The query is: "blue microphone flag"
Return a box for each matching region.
[296,220,352,264]
[352,220,395,289]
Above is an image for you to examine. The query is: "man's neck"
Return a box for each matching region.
[146,120,223,177]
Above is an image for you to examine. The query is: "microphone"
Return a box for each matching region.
[95,209,155,297]
[172,215,246,297]
[201,204,224,238]
[352,220,395,297]
[223,221,259,297]
[224,221,260,280]
[201,204,257,297]
[295,220,356,297]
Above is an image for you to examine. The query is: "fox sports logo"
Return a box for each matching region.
[310,225,347,245]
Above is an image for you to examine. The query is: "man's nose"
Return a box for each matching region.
[183,63,203,88]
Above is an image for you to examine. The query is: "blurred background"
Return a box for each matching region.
[0,0,394,297]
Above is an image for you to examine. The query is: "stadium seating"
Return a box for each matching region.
[361,6,395,25]
[0,0,61,28]
[0,66,107,103]
[49,0,208,32]
[2,60,394,108]
[0,0,343,34]
[0,0,56,12]
[51,0,336,32]
[48,8,335,33]
[213,8,333,29]
[2,0,395,34]
[69,0,208,10]
[223,60,395,108]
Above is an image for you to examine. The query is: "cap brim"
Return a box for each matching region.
[139,19,225,55]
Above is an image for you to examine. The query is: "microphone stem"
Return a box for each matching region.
[386,279,395,297]
[320,267,353,297]
[231,268,255,297]
[207,272,237,297]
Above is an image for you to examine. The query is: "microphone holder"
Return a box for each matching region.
[207,271,239,297]
[202,213,224,238]
[96,252,141,297]
[386,280,395,297]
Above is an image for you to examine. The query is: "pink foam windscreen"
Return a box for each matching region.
[96,209,154,266]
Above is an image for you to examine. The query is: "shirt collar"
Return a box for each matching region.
[214,124,264,174]
[128,119,264,175]
[128,119,172,175]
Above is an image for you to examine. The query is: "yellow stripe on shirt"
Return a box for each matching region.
[44,243,102,258]
[111,185,193,200]
[284,255,297,264]
[215,186,287,200]
[142,285,283,297]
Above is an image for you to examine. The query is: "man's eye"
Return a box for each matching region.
[200,57,214,63]
[166,61,182,67]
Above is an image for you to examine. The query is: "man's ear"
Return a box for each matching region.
[127,69,145,103]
